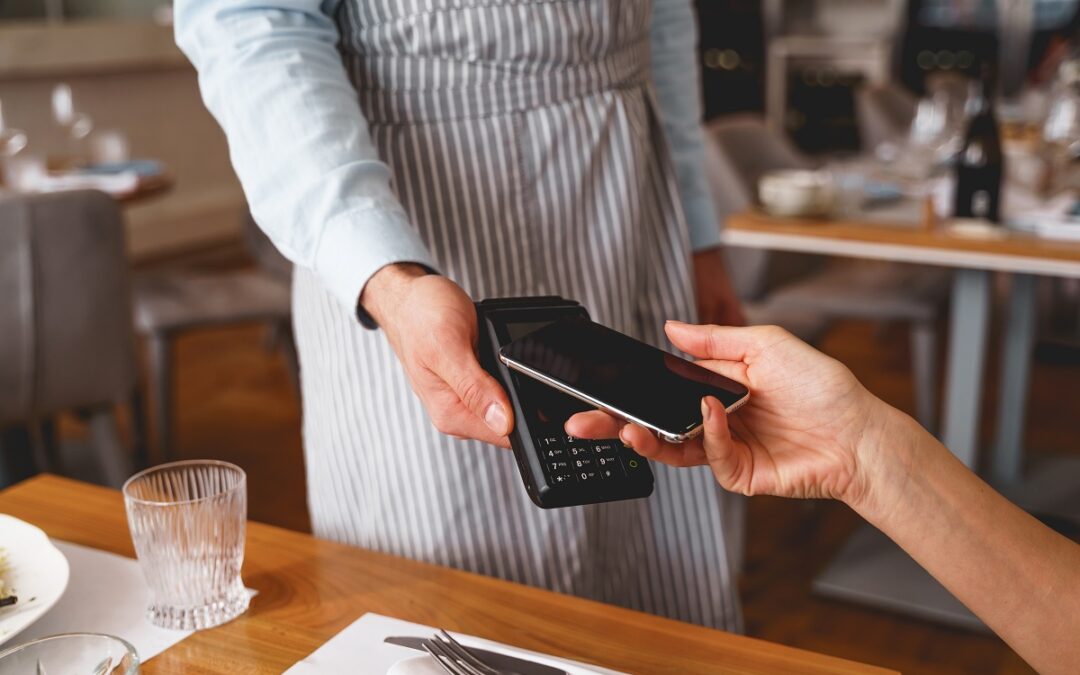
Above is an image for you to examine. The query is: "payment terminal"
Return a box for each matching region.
[476,297,654,508]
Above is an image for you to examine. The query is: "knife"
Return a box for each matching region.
[384,636,571,675]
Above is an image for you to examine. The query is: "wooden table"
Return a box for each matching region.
[0,173,175,207]
[726,209,1080,276]
[0,475,892,674]
[723,209,1080,630]
[114,173,175,206]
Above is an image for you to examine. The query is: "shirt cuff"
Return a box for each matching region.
[313,207,438,328]
[683,191,724,251]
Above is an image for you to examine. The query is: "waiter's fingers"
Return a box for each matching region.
[567,414,709,466]
[620,424,708,467]
[431,341,514,438]
[565,411,624,439]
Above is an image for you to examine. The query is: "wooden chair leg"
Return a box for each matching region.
[0,425,40,485]
[147,332,174,463]
[911,319,939,435]
[88,407,129,488]
[27,418,52,475]
[130,388,151,470]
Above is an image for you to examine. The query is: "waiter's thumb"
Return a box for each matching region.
[442,350,513,436]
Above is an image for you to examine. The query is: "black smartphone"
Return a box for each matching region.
[499,317,750,443]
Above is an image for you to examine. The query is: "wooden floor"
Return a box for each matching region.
[55,280,1080,673]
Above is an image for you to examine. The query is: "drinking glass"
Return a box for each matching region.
[123,460,249,630]
[0,633,139,674]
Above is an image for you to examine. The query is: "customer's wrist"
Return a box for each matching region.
[359,263,430,328]
[845,401,923,524]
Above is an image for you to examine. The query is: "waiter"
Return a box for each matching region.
[176,0,746,630]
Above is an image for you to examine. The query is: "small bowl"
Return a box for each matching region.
[758,170,835,218]
[0,633,139,674]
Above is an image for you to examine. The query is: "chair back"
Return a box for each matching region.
[0,190,136,425]
[705,115,821,300]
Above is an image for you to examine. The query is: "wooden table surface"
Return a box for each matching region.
[0,475,894,674]
[724,209,1080,278]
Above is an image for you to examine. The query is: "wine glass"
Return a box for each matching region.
[0,99,27,158]
[900,93,956,178]
[1042,60,1080,193]
[51,84,94,141]
[50,83,94,169]
[1044,87,1080,153]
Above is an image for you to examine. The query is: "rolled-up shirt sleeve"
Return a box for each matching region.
[175,0,436,319]
[650,0,723,251]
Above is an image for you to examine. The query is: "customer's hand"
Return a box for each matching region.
[362,264,512,447]
[577,324,1080,675]
[566,322,897,507]
[692,247,746,327]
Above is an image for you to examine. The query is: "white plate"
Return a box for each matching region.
[0,515,70,646]
[387,655,441,675]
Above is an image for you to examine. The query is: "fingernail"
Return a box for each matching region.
[619,427,633,448]
[484,403,508,435]
[701,397,712,423]
[666,319,687,326]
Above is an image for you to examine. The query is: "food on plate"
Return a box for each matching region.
[0,548,15,608]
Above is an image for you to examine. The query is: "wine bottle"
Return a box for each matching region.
[953,66,1004,223]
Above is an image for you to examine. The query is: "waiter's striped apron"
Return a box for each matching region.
[292,0,744,630]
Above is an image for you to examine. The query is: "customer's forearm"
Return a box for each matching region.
[853,409,1080,674]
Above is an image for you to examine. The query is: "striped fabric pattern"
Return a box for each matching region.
[292,0,743,631]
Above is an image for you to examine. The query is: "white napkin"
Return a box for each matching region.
[285,613,627,675]
[15,540,193,661]
[1007,190,1080,241]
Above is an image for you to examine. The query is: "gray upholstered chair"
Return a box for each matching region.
[707,115,947,432]
[0,190,140,487]
[132,214,295,463]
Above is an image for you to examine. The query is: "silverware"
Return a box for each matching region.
[424,630,509,675]
[384,632,569,675]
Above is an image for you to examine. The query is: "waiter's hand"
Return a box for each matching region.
[361,264,513,448]
[692,247,746,327]
[566,322,894,508]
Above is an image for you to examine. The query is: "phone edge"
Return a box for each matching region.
[499,353,749,443]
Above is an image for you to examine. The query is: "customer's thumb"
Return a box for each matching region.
[701,396,741,492]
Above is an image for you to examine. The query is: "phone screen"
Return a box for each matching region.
[500,317,749,436]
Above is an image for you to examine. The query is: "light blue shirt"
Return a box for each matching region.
[175,0,721,316]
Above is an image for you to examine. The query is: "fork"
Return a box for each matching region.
[421,630,522,675]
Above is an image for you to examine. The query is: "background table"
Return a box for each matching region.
[723,209,1080,629]
[114,173,175,206]
[0,475,893,674]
